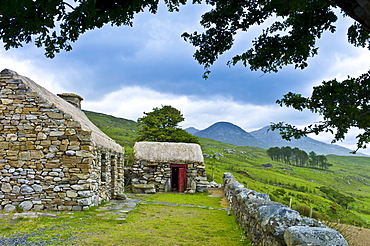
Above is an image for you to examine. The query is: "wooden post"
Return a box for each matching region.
[289,197,292,208]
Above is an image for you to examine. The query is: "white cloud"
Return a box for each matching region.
[0,53,67,93]
[83,85,370,155]
[82,85,320,131]
[311,128,370,155]
[317,47,370,85]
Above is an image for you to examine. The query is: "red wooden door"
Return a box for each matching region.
[178,167,186,192]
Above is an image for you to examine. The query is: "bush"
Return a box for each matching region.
[272,188,286,197]
[319,186,355,208]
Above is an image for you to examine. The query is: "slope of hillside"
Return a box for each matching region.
[188,122,360,156]
[191,122,267,148]
[84,110,370,228]
[200,137,370,228]
[185,127,200,135]
[83,110,139,148]
[250,126,361,156]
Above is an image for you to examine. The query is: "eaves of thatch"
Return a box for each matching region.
[134,141,204,163]
[2,69,123,153]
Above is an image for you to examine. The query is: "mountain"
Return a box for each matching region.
[189,122,364,156]
[190,122,267,148]
[84,109,364,156]
[249,126,363,156]
[185,127,200,135]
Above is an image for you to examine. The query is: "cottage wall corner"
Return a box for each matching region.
[0,69,124,211]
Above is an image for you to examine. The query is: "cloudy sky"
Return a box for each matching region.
[1,3,370,154]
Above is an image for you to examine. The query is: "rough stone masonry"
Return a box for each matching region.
[0,69,124,211]
[223,172,348,246]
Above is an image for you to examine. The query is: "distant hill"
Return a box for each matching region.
[84,110,364,156]
[187,122,365,156]
[83,110,139,148]
[188,122,267,148]
[185,127,200,135]
[250,126,364,156]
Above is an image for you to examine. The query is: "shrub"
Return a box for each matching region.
[15,205,23,213]
[272,188,286,197]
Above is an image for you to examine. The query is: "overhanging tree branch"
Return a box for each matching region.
[333,0,370,31]
[62,1,76,10]
[273,70,370,153]
[2,0,370,150]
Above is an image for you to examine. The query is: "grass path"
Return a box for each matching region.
[0,190,250,246]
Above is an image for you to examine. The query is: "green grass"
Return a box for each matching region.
[198,138,370,227]
[0,193,249,245]
[83,110,139,149]
[141,192,224,208]
[81,204,247,245]
[84,111,370,228]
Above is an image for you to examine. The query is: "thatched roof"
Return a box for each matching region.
[134,142,204,163]
[1,69,123,153]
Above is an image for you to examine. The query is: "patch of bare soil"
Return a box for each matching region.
[208,188,229,208]
[334,224,370,246]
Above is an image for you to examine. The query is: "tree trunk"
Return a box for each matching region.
[334,0,370,31]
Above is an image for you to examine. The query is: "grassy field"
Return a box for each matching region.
[84,110,370,228]
[0,192,249,245]
[199,138,370,227]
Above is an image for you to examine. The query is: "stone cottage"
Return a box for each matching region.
[0,69,124,211]
[131,141,208,193]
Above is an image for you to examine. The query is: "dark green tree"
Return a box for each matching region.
[281,146,292,165]
[181,0,370,152]
[308,151,318,168]
[298,149,309,166]
[1,0,370,151]
[291,148,301,166]
[137,105,199,144]
[291,147,308,166]
[267,146,331,169]
[267,147,280,162]
[317,155,329,170]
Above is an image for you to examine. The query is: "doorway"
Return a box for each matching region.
[171,164,187,192]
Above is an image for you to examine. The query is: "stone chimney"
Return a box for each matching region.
[57,93,83,109]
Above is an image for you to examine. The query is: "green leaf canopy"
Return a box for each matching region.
[137,105,199,144]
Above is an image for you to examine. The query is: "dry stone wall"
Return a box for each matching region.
[223,173,348,246]
[0,70,124,211]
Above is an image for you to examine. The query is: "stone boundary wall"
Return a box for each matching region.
[223,173,348,246]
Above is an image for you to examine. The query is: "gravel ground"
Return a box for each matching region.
[0,229,73,246]
[0,232,43,246]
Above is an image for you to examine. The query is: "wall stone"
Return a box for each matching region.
[223,172,348,246]
[129,161,207,193]
[0,70,125,211]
